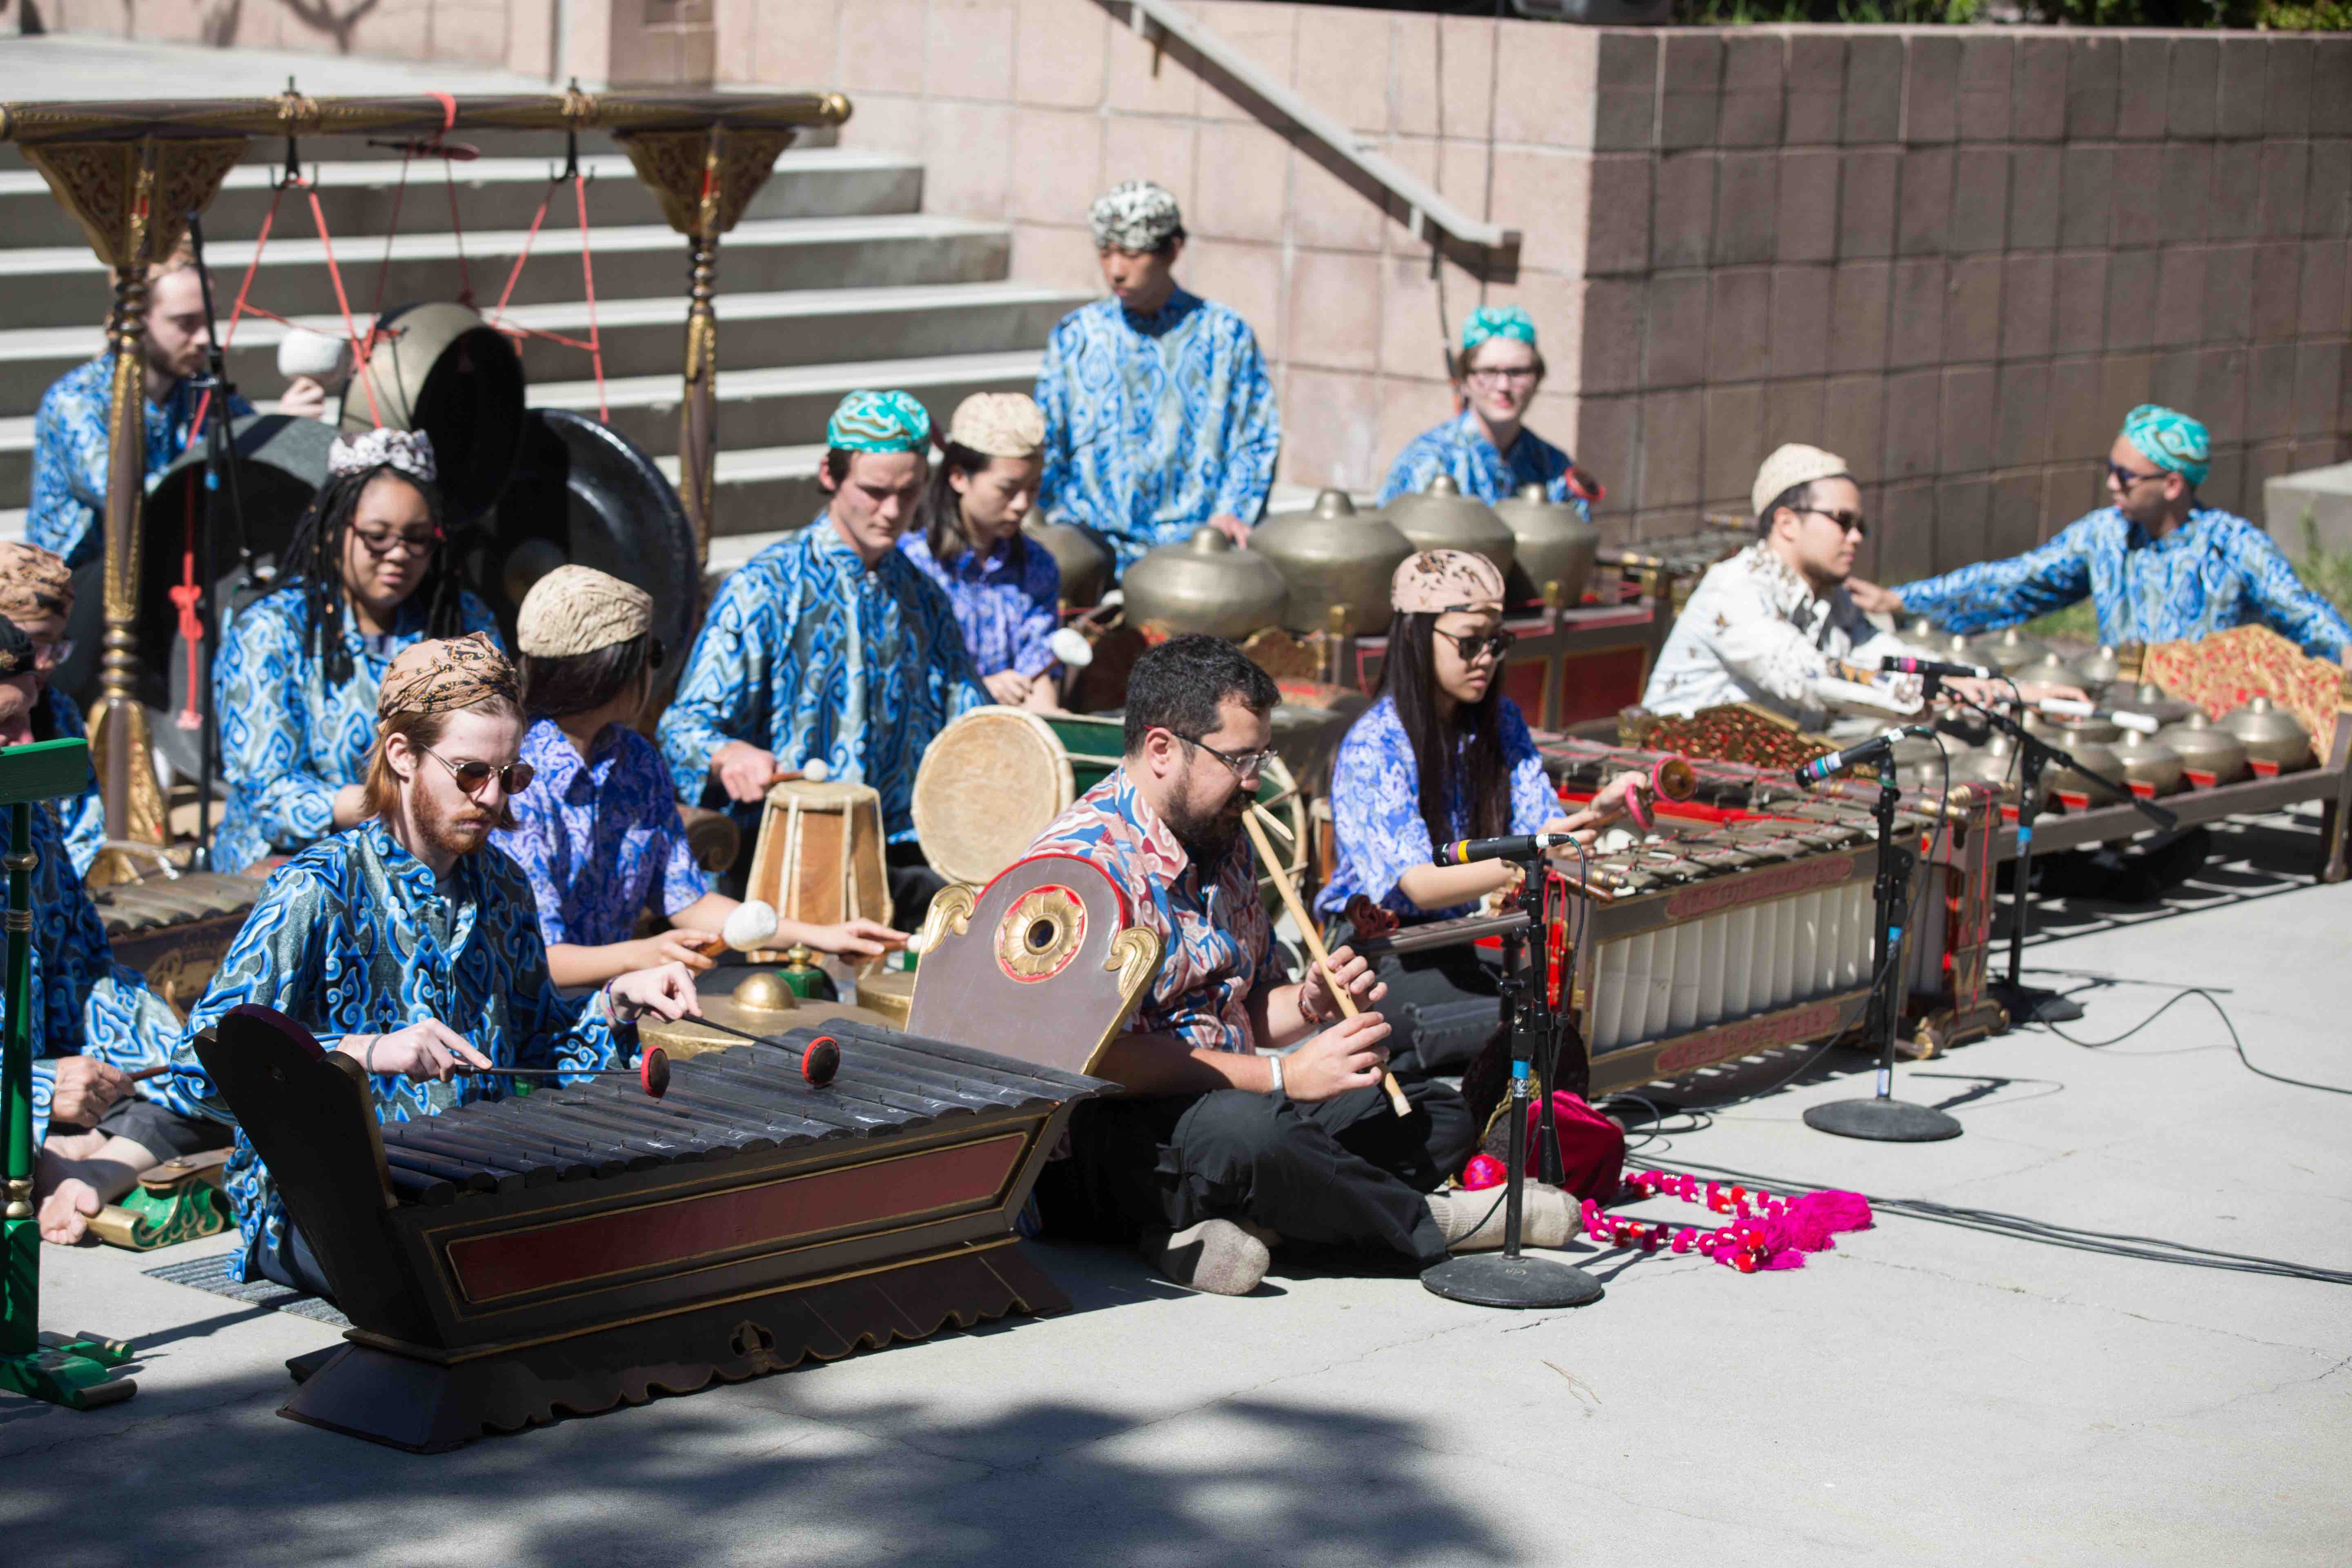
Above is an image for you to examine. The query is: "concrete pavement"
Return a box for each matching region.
[3,809,2348,1566]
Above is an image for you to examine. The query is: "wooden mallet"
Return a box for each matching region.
[131,1049,678,1098]
[1241,806,1413,1119]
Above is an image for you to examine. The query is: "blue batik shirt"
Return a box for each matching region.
[27,353,252,567]
[492,718,710,949]
[176,817,628,1281]
[896,530,1062,679]
[1034,289,1281,573]
[34,684,106,879]
[1315,695,1561,922]
[659,519,990,844]
[1895,506,2352,658]
[1027,767,1281,1054]
[1375,410,1588,515]
[210,582,502,875]
[18,793,204,1148]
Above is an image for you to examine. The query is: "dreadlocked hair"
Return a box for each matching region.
[280,465,465,688]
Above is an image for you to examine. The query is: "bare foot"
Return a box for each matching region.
[38,1177,102,1245]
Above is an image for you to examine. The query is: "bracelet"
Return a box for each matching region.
[1266,1054,1286,1100]
[602,978,640,1023]
[362,1036,382,1076]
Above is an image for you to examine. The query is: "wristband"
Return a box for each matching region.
[602,978,639,1022]
[363,1036,382,1077]
[1266,1054,1286,1100]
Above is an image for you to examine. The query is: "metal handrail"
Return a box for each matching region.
[1111,0,1520,253]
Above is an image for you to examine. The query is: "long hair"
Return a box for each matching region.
[1379,610,1510,848]
[913,437,1027,570]
[361,696,526,829]
[279,465,466,688]
[520,633,657,721]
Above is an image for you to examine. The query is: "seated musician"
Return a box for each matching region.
[1849,405,2352,662]
[1033,181,1280,572]
[1645,443,2080,733]
[898,392,1062,711]
[176,634,695,1297]
[493,566,903,989]
[212,428,501,876]
[0,614,231,1246]
[1376,305,1588,510]
[1316,552,1650,1074]
[1025,635,1588,1297]
[659,390,989,921]
[0,543,104,877]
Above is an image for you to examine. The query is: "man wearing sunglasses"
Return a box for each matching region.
[1025,636,1572,1298]
[176,634,697,1300]
[1849,405,2352,663]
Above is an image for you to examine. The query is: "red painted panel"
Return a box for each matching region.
[1555,645,1650,726]
[1502,656,1550,724]
[445,1134,1027,1304]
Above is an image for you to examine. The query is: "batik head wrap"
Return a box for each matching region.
[945,392,1046,459]
[0,616,33,679]
[376,632,519,720]
[1392,550,1506,615]
[329,427,439,485]
[0,543,74,624]
[827,390,933,455]
[1751,443,1852,523]
[1459,304,1538,353]
[515,566,653,658]
[2121,404,2210,488]
[1089,180,1184,252]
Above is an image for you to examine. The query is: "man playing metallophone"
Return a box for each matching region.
[1646,443,2082,734]
[1849,404,2352,663]
[659,390,989,922]
[1024,635,1591,1297]
[174,634,696,1300]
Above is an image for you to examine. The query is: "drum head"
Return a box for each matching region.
[473,408,701,655]
[911,706,1080,888]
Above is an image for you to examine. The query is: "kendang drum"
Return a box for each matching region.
[911,707,1308,895]
[743,778,893,940]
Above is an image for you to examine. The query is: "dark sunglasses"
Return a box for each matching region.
[1795,506,1869,538]
[1441,628,1517,661]
[425,748,535,797]
[2106,461,2166,489]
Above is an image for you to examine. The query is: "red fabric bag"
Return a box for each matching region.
[1464,1090,1626,1200]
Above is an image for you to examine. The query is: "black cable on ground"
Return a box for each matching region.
[2017,971,2352,1097]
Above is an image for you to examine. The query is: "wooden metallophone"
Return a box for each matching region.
[195,1004,1106,1453]
[1356,737,2004,1094]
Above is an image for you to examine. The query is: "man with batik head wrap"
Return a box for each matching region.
[1034,180,1281,574]
[0,541,105,876]
[1851,405,2352,661]
[661,390,989,922]
[178,633,697,1298]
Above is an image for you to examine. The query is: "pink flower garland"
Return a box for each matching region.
[1578,1169,1875,1274]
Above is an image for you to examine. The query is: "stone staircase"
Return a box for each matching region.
[0,143,1091,570]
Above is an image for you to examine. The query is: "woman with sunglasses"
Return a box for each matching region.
[1315,551,1649,1074]
[496,566,905,989]
[1376,305,1592,510]
[212,428,501,876]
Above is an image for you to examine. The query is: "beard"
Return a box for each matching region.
[414,781,496,862]
[1163,775,1248,868]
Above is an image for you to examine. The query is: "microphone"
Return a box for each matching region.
[1434,832,1574,866]
[2035,695,2161,735]
[1792,726,1936,787]
[1880,654,1994,680]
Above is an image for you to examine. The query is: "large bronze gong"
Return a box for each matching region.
[339,302,526,530]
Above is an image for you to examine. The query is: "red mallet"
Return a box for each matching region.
[1623,754,1698,833]
[686,1016,842,1088]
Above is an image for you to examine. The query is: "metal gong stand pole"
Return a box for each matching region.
[1423,851,1604,1310]
[1802,751,1962,1143]
[184,211,248,872]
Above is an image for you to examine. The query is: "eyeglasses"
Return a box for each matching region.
[28,637,71,672]
[1169,731,1276,782]
[424,748,534,797]
[1440,627,1517,662]
[351,524,441,562]
[2106,461,2165,490]
[1463,367,1541,387]
[1796,507,1869,538]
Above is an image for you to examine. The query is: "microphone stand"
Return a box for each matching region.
[1423,852,1603,1310]
[183,211,246,873]
[1957,696,2176,1027]
[1801,750,1962,1142]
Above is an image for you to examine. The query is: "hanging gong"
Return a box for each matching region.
[470,408,701,659]
[339,301,526,530]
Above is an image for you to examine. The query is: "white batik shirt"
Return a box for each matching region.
[1643,542,1929,732]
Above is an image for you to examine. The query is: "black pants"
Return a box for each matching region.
[1331,918,1508,1077]
[886,840,948,930]
[1032,1076,1475,1269]
[249,1218,339,1303]
[93,1094,233,1159]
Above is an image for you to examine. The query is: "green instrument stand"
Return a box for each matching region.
[1,737,139,1410]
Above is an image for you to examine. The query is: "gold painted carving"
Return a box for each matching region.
[995,885,1086,982]
[1104,927,1160,1002]
[915,884,976,955]
[19,135,242,270]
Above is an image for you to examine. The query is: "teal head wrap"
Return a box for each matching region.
[827,390,933,455]
[1459,304,1538,354]
[2120,404,2209,489]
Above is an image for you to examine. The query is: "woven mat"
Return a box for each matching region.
[143,1251,352,1329]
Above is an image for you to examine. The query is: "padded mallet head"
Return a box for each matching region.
[722,900,780,953]
[639,1046,671,1099]
[800,1034,841,1088]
